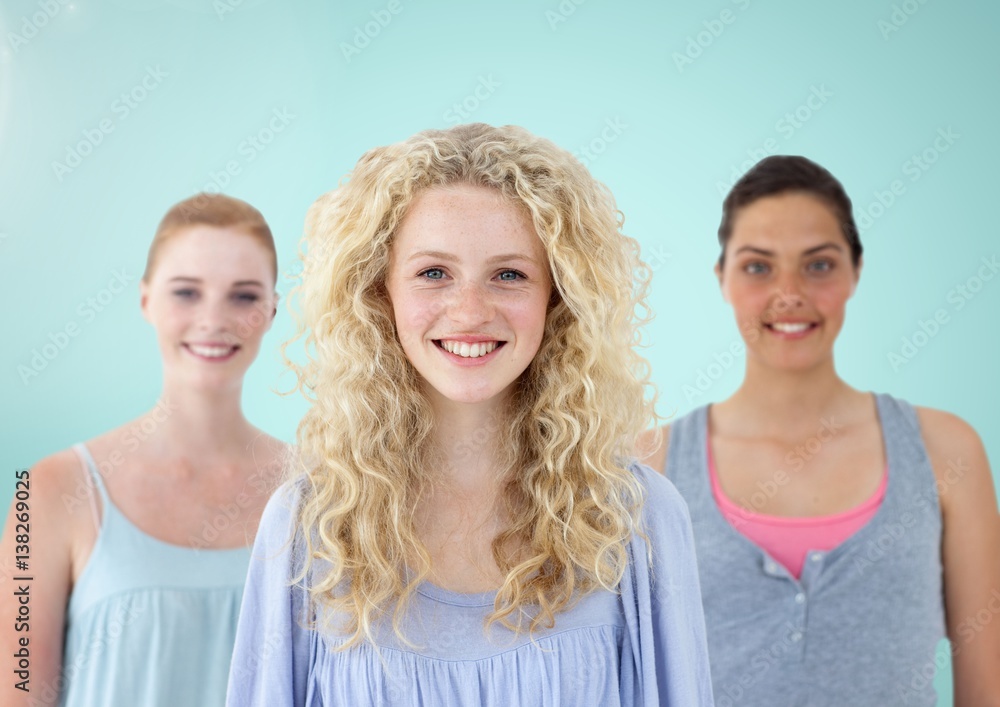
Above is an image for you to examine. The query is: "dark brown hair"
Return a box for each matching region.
[718,155,862,268]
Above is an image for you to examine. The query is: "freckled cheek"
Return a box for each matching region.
[505,298,549,344]
[393,298,441,347]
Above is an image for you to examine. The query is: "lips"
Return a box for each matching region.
[763,321,819,338]
[767,322,815,334]
[183,343,240,360]
[436,340,501,358]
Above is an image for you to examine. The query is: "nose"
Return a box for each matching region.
[447,281,494,326]
[195,296,234,336]
[770,271,805,314]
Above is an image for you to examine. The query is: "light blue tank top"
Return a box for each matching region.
[667,393,946,706]
[59,443,252,707]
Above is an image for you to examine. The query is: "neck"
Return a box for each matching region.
[138,377,257,465]
[724,354,857,433]
[426,394,506,496]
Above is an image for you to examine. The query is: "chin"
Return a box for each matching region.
[763,353,832,373]
[176,368,247,391]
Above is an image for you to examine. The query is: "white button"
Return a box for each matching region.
[810,553,823,562]
[791,631,803,642]
[765,561,777,573]
[795,593,805,604]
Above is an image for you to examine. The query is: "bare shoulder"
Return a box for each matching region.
[914,406,994,509]
[914,406,987,464]
[637,424,671,477]
[2,447,84,561]
[246,430,291,495]
[22,447,88,515]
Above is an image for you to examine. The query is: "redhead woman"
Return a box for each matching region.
[640,156,1000,706]
[0,194,288,706]
[225,123,714,706]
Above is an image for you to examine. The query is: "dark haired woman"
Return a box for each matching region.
[641,155,1000,706]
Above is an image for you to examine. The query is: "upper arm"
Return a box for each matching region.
[0,452,79,706]
[636,425,671,476]
[916,407,1000,706]
[633,465,714,705]
[226,479,312,707]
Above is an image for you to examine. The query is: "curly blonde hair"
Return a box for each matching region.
[282,123,657,648]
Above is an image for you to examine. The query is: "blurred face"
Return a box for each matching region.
[716,191,861,372]
[140,226,277,390]
[386,184,552,411]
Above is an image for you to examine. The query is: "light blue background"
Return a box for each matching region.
[1,1,997,703]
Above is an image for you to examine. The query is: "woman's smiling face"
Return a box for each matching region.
[717,191,861,372]
[140,225,277,390]
[386,183,552,411]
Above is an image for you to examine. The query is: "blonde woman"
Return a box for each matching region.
[226,124,714,705]
[0,194,287,706]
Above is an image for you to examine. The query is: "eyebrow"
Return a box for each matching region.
[734,242,844,257]
[405,250,539,265]
[167,276,265,287]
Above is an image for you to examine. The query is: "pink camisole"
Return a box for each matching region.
[707,436,888,579]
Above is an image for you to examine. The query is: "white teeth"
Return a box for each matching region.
[187,344,236,358]
[771,322,811,333]
[440,340,499,358]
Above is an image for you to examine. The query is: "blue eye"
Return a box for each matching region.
[173,289,197,299]
[498,270,525,281]
[744,262,769,275]
[419,268,445,280]
[808,260,833,273]
[233,292,260,304]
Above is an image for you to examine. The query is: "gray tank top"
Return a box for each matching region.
[667,393,945,706]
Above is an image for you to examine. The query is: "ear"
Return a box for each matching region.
[714,260,728,302]
[265,292,279,331]
[139,279,151,322]
[850,255,863,295]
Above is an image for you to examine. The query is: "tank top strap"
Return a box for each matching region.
[71,443,110,528]
[872,392,939,505]
[665,405,711,502]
